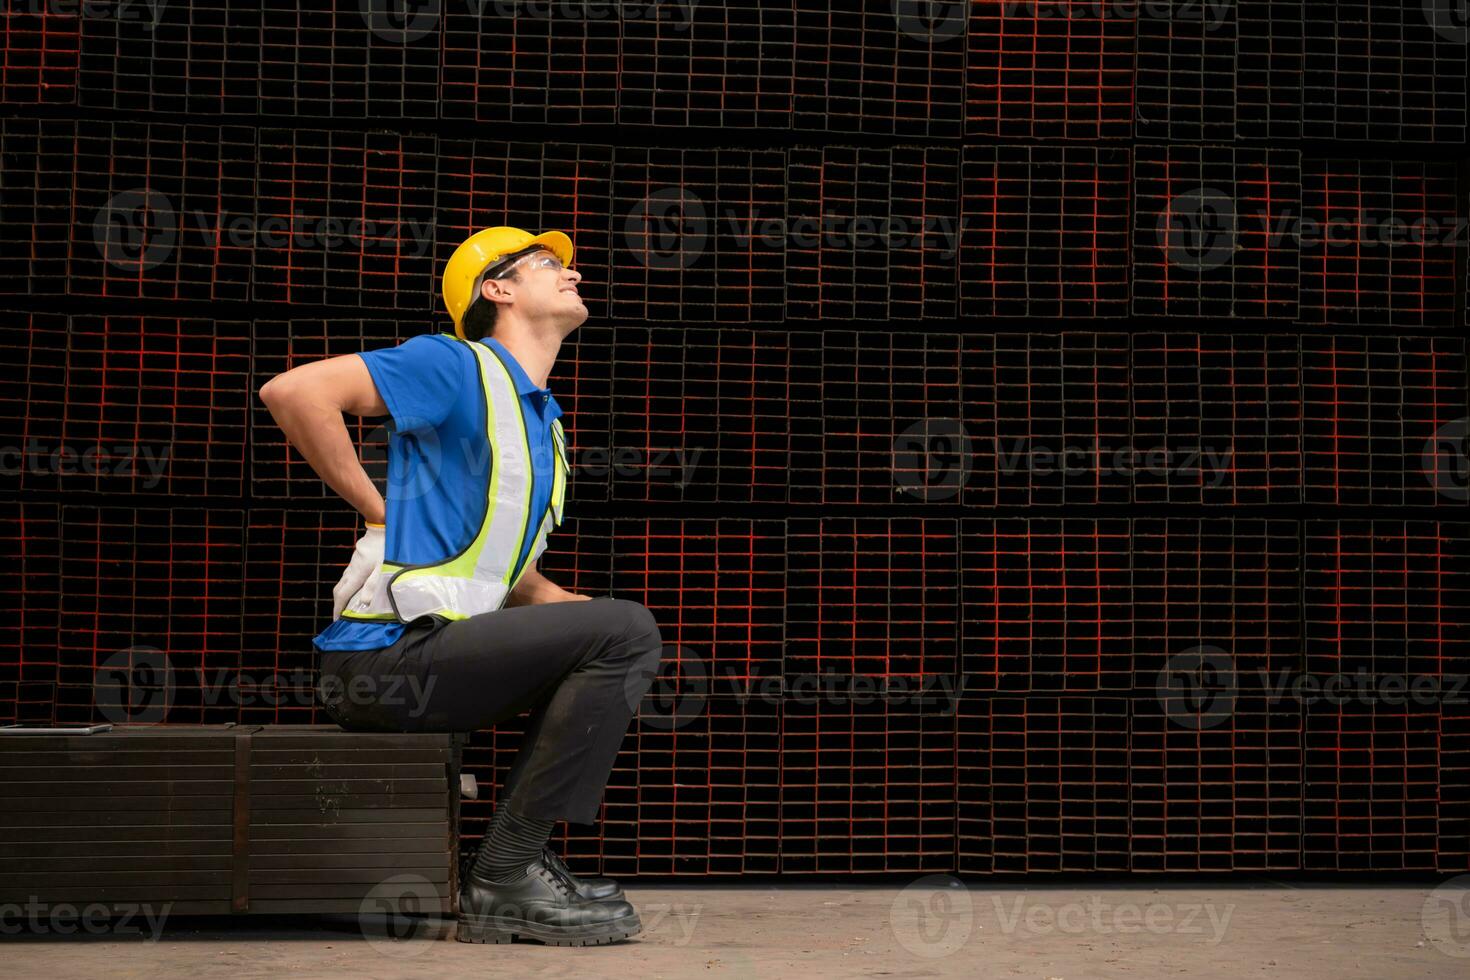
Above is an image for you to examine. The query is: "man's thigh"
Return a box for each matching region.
[409,596,647,728]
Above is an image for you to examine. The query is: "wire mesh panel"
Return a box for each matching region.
[620,0,797,130]
[1442,704,1470,871]
[57,506,245,725]
[1130,517,1303,689]
[1130,692,1303,872]
[787,146,960,321]
[1133,145,1302,320]
[967,0,1136,140]
[242,507,358,703]
[64,316,251,499]
[1135,0,1238,143]
[2,7,80,105]
[784,517,959,690]
[780,691,959,873]
[987,696,1131,873]
[794,0,967,138]
[984,333,1132,507]
[253,130,438,310]
[605,326,799,505]
[1305,520,1470,684]
[0,502,61,726]
[1304,700,1443,871]
[821,331,963,506]
[612,517,786,695]
[624,694,782,875]
[1301,335,1470,507]
[79,0,258,115]
[256,0,440,120]
[0,121,87,295]
[1130,333,1304,507]
[1298,159,1461,329]
[959,145,1132,318]
[441,0,619,125]
[0,311,69,497]
[677,328,797,505]
[1302,1,1467,143]
[66,123,255,302]
[958,518,1133,694]
[1235,0,1303,141]
[1302,521,1470,871]
[611,147,786,323]
[553,322,616,504]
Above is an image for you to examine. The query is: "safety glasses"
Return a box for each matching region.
[487,247,566,281]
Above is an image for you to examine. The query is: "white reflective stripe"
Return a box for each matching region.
[529,509,552,565]
[461,341,535,589]
[392,573,507,623]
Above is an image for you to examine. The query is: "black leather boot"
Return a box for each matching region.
[541,846,624,901]
[457,856,641,946]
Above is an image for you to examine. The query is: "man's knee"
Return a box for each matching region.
[608,598,662,650]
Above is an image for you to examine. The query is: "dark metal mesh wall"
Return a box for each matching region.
[2,1,1468,876]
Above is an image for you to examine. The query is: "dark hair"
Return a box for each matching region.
[460,265,521,343]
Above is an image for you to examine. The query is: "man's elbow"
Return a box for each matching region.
[258,376,292,406]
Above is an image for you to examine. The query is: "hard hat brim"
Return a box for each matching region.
[501,230,573,271]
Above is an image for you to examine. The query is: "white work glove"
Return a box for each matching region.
[332,522,385,620]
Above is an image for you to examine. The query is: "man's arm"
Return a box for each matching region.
[506,563,591,606]
[258,354,387,525]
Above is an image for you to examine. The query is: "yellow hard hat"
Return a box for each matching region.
[441,226,574,338]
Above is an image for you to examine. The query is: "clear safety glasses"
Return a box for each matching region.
[490,249,566,279]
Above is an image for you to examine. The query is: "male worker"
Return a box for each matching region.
[259,226,665,947]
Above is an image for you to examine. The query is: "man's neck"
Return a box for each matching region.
[487,325,561,389]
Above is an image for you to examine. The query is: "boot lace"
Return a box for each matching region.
[541,847,580,895]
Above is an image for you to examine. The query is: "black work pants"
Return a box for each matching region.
[315,597,665,825]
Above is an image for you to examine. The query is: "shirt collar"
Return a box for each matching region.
[479,336,562,423]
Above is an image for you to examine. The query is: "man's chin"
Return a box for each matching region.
[560,306,589,334]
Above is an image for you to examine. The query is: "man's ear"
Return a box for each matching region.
[480,276,511,304]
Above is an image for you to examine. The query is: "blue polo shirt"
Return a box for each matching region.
[313,332,563,653]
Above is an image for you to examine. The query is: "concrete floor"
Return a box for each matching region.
[7,877,1470,979]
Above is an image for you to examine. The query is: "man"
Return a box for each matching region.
[259,226,665,947]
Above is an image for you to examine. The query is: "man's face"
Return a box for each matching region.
[480,247,586,332]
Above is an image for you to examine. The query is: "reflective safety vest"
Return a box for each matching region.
[340,336,568,624]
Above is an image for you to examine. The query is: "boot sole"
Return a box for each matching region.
[456,908,642,947]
